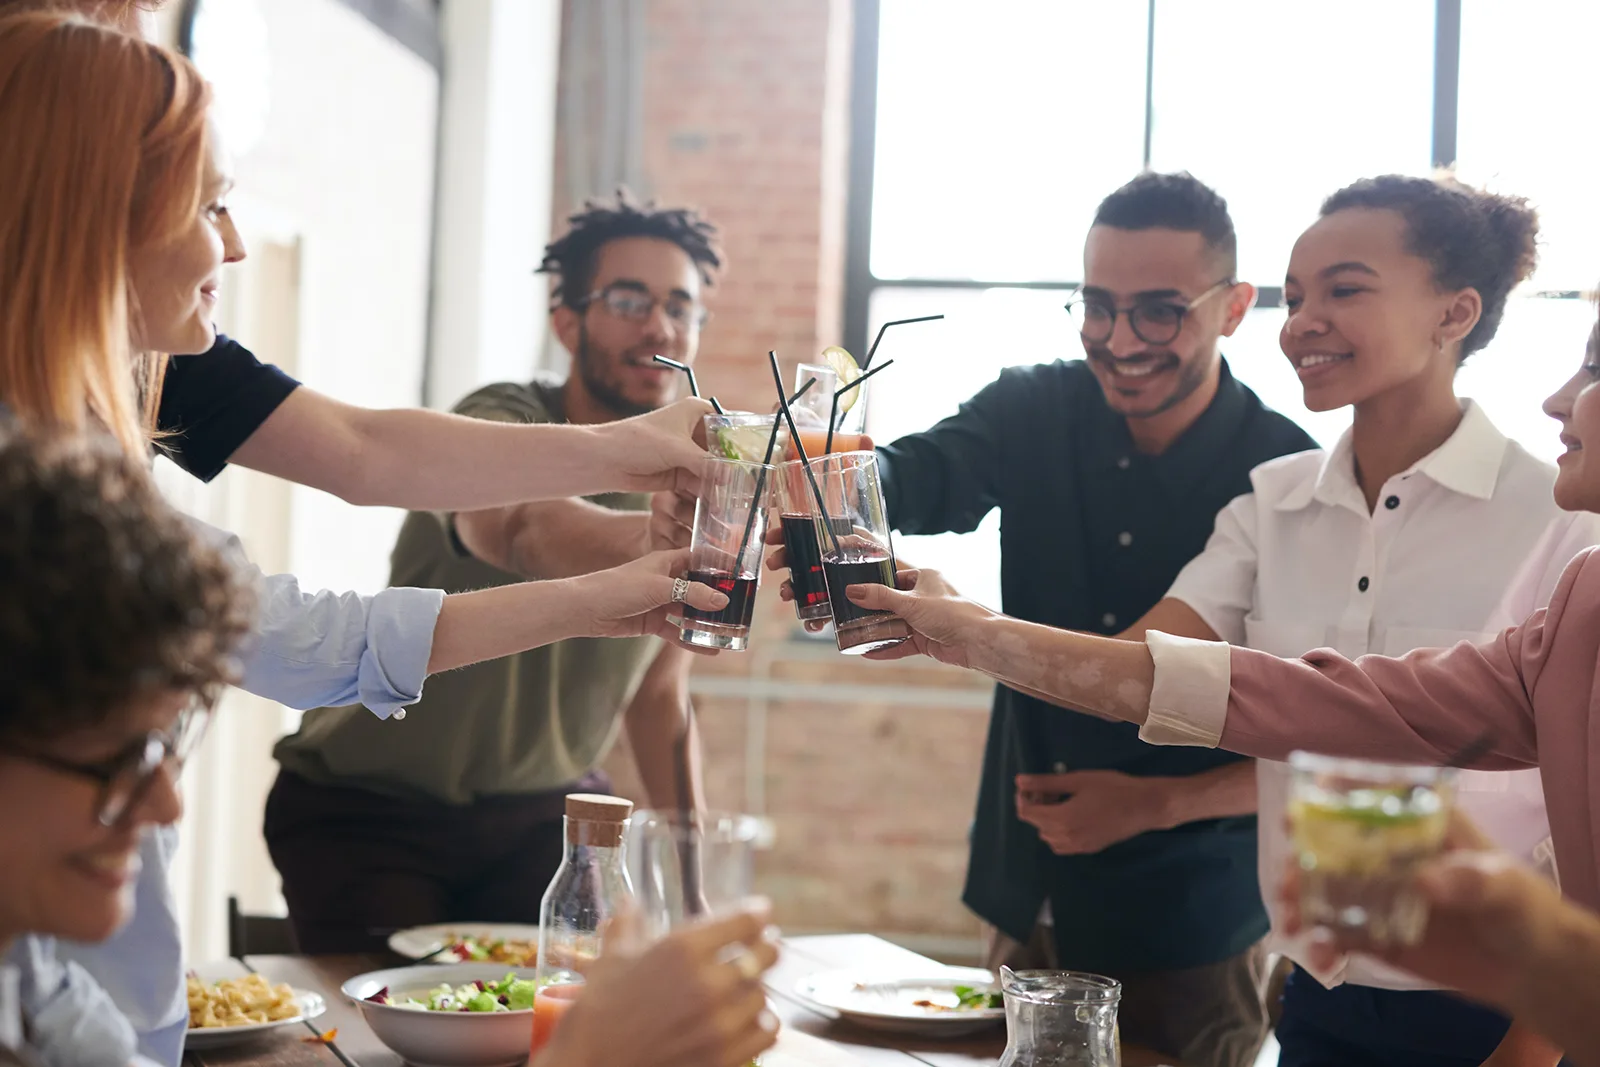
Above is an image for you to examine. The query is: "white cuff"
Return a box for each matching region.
[1139,630,1231,747]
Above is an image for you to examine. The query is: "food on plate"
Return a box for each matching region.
[907,984,1002,1012]
[187,974,301,1029]
[366,973,541,1012]
[435,933,538,966]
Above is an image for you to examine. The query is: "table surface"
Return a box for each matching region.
[182,934,1180,1067]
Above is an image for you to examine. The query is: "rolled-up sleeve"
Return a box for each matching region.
[1140,630,1232,747]
[194,521,444,719]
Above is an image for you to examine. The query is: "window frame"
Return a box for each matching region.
[842,0,1476,354]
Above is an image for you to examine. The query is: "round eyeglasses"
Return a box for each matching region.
[580,284,709,329]
[1065,279,1234,346]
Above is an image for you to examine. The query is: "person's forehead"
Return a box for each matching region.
[1082,226,1217,296]
[1290,208,1408,271]
[590,236,700,295]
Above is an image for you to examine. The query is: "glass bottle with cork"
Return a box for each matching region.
[531,793,635,1053]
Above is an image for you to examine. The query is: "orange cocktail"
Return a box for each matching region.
[786,427,866,460]
[530,983,582,1053]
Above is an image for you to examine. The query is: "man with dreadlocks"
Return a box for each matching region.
[265,191,724,952]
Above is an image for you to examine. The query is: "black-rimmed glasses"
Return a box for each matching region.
[580,284,709,329]
[3,703,211,826]
[1065,278,1235,346]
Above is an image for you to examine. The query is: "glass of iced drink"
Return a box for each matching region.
[679,455,773,651]
[1288,752,1457,946]
[805,450,910,654]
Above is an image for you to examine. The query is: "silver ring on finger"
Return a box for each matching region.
[670,576,691,604]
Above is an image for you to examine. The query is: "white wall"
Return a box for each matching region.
[428,0,564,408]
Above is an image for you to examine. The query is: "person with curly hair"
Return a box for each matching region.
[268,190,729,951]
[0,429,255,1067]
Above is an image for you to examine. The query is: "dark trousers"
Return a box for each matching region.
[1276,965,1521,1067]
[263,769,610,954]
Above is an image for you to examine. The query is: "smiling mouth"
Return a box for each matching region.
[1561,434,1582,452]
[1091,352,1174,379]
[1294,352,1353,373]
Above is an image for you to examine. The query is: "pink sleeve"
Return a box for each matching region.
[1217,552,1600,769]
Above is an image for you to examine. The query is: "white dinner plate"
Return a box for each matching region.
[184,989,326,1049]
[795,966,1006,1037]
[387,923,542,965]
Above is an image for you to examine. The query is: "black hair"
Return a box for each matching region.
[1321,174,1539,360]
[539,188,723,310]
[1093,171,1237,278]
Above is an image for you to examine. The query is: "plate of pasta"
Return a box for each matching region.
[184,970,326,1049]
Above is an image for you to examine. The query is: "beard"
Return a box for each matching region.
[573,321,659,418]
[1085,344,1211,420]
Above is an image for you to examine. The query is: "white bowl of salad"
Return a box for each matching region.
[341,964,543,1067]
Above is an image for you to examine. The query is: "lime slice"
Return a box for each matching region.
[821,345,863,414]
[714,425,772,462]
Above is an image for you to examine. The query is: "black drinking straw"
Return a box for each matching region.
[823,358,896,455]
[653,354,723,412]
[730,376,819,580]
[861,314,944,371]
[769,351,842,556]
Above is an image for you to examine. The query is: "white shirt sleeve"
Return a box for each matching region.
[1139,630,1233,747]
[1163,491,1260,644]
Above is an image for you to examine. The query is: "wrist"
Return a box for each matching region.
[1507,897,1596,1018]
[1146,776,1185,832]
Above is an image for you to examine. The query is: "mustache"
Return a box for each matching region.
[1086,345,1178,367]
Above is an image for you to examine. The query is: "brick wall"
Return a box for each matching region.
[554,0,992,954]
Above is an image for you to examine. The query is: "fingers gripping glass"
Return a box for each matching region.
[1065,278,1234,345]
[580,284,710,329]
[4,704,211,826]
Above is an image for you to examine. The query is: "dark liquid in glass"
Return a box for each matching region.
[822,552,896,627]
[682,569,759,630]
[780,514,830,611]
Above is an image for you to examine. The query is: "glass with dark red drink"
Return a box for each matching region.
[679,455,774,651]
[805,451,910,654]
[777,460,833,623]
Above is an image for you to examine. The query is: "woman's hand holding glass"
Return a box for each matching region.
[536,905,780,1067]
[569,548,726,643]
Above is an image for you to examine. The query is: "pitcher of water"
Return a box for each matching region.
[997,967,1121,1067]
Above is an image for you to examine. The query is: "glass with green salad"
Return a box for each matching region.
[1288,752,1457,946]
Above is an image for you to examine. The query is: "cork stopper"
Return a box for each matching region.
[566,793,634,846]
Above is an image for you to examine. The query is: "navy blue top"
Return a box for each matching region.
[877,357,1316,973]
[156,335,300,481]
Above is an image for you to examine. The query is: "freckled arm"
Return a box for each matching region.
[960,615,1155,725]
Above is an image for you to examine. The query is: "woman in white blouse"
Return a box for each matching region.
[1086,176,1589,1067]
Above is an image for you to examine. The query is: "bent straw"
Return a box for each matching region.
[823,358,896,455]
[653,354,723,411]
[861,314,944,371]
[731,376,819,580]
[768,351,842,556]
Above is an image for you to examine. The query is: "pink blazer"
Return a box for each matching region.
[1222,547,1600,913]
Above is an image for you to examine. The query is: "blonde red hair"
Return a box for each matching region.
[0,10,209,456]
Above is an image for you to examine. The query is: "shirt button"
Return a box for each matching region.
[1102,612,1117,628]
[394,709,407,721]
[1385,495,1400,510]
[1358,576,1370,593]
[1053,761,1068,773]
[1117,531,1133,547]
[1116,456,1131,470]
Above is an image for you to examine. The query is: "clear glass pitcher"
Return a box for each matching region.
[997,967,1122,1067]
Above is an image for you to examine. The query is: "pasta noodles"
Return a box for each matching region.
[187,974,301,1029]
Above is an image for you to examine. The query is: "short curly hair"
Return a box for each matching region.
[1095,171,1238,278]
[0,429,256,744]
[539,188,722,311]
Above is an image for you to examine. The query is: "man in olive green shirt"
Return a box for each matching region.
[266,193,722,952]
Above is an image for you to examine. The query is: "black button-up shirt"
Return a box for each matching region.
[878,357,1316,973]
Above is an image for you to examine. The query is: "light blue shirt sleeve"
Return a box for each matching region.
[5,937,149,1067]
[197,521,445,719]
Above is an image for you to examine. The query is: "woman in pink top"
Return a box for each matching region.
[841,313,1600,1063]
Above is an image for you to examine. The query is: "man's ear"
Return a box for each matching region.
[1219,282,1258,338]
[552,305,582,353]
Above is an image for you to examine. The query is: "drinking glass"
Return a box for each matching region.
[997,968,1121,1067]
[777,460,834,623]
[787,362,868,459]
[806,451,910,654]
[1288,751,1457,946]
[704,411,781,463]
[679,455,772,651]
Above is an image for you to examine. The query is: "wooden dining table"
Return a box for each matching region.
[182,934,1183,1067]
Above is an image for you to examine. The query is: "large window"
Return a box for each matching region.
[848,0,1598,609]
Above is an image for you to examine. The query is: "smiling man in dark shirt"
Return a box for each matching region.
[876,173,1316,1067]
